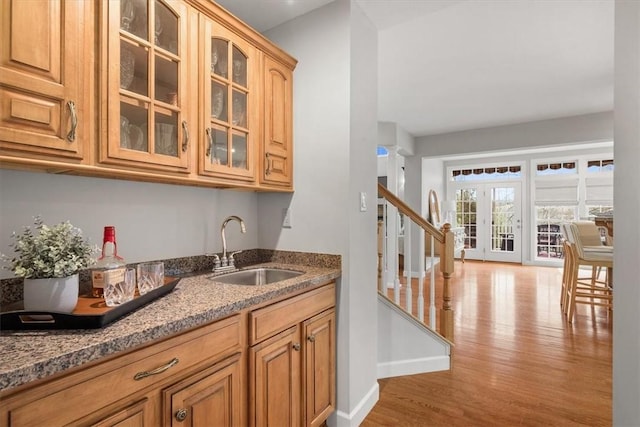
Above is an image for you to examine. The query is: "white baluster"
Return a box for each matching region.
[405,220,412,315]
[429,234,436,329]
[418,227,425,322]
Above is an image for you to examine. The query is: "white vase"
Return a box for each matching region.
[23,274,79,313]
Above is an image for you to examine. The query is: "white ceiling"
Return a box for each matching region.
[215,0,614,138]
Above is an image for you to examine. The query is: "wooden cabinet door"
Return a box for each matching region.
[163,353,243,427]
[100,0,190,172]
[199,16,258,183]
[261,55,293,189]
[250,326,301,427]
[0,0,85,159]
[303,309,336,427]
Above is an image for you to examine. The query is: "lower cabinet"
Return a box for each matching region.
[249,283,336,427]
[303,309,336,427]
[163,353,243,426]
[0,282,335,427]
[250,325,301,427]
[0,315,243,427]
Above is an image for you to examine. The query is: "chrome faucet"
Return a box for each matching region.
[214,215,246,272]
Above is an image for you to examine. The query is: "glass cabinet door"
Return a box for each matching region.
[200,17,256,181]
[103,0,189,170]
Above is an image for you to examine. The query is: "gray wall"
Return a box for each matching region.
[414,111,613,158]
[613,0,640,424]
[0,170,257,279]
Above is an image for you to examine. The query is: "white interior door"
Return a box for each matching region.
[455,182,522,263]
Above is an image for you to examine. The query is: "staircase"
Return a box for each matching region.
[377,183,454,378]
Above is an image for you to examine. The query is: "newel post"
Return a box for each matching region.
[440,223,455,341]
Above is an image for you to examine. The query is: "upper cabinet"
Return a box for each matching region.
[261,55,293,189]
[198,16,258,183]
[0,0,297,191]
[0,0,87,161]
[100,0,191,172]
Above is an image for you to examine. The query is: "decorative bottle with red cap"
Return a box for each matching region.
[91,226,126,298]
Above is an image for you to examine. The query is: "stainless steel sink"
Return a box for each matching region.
[209,267,303,286]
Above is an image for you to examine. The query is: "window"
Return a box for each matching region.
[451,165,521,182]
[535,162,577,176]
[535,206,576,259]
[532,154,614,262]
[587,159,614,173]
[456,188,477,249]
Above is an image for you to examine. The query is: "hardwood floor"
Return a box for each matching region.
[363,261,612,426]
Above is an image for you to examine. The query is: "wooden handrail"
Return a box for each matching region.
[377,182,455,341]
[378,183,444,242]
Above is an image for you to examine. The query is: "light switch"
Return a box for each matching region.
[360,192,367,212]
[282,208,292,228]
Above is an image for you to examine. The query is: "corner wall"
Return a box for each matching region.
[613,1,640,424]
[261,1,379,425]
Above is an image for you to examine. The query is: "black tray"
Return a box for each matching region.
[0,277,180,330]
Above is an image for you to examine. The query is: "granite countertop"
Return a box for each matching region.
[0,261,341,393]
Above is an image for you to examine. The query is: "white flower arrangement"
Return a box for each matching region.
[1,216,98,279]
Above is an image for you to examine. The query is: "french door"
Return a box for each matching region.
[454,182,522,263]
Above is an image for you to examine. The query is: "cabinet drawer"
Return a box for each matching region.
[5,315,241,426]
[249,283,335,345]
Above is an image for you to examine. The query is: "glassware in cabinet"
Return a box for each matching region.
[200,17,256,182]
[102,0,189,171]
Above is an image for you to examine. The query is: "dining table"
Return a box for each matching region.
[594,215,614,240]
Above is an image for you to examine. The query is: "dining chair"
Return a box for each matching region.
[562,222,613,323]
[573,220,613,285]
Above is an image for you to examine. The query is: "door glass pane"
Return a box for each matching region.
[232,47,247,86]
[232,90,246,127]
[209,127,228,166]
[211,82,227,121]
[211,39,228,78]
[155,55,178,103]
[155,0,177,53]
[120,101,149,152]
[232,132,247,169]
[154,112,178,156]
[126,0,148,40]
[456,189,477,249]
[120,0,136,33]
[491,187,516,253]
[121,42,148,96]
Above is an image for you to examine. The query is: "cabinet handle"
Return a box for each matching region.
[265,153,271,175]
[133,357,179,380]
[292,342,301,351]
[307,335,316,343]
[66,100,77,142]
[181,121,189,152]
[205,128,212,157]
[175,408,188,422]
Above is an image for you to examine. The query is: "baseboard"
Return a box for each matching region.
[331,381,380,427]
[377,355,450,379]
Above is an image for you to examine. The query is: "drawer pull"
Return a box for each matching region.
[292,342,301,351]
[66,100,77,142]
[307,335,316,343]
[175,408,188,422]
[133,357,179,380]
